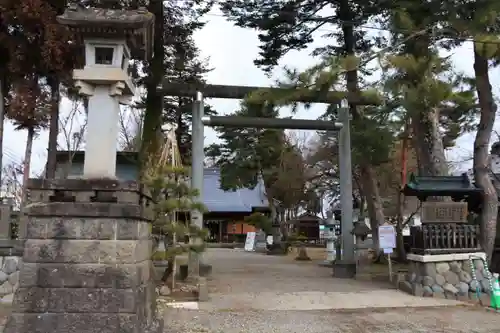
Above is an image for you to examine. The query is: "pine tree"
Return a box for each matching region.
[145,162,207,287]
[206,101,311,246]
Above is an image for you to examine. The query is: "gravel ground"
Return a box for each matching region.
[162,249,500,333]
[164,306,500,333]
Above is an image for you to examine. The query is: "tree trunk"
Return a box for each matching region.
[360,163,385,251]
[0,75,5,190]
[22,127,35,207]
[45,77,60,179]
[140,0,164,177]
[473,46,498,263]
[411,109,448,177]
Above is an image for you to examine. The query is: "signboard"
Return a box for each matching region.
[378,225,396,250]
[244,231,256,252]
[421,202,467,223]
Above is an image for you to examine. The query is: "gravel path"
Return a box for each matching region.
[162,249,500,333]
[164,306,500,333]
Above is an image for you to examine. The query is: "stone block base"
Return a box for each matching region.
[4,178,164,333]
[5,314,163,333]
[333,260,356,278]
[398,252,492,302]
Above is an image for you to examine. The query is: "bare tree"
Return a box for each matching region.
[1,161,23,210]
[118,106,143,152]
[57,100,87,178]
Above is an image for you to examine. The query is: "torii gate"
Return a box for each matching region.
[161,82,378,278]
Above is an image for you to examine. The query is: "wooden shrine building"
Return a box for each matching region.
[55,151,269,243]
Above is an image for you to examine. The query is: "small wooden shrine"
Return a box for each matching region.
[402,173,483,255]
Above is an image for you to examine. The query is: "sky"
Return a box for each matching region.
[3,7,500,176]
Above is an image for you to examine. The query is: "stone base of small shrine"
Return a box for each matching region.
[4,178,163,333]
[398,252,492,303]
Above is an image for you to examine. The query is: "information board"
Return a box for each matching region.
[244,231,256,251]
[378,225,396,249]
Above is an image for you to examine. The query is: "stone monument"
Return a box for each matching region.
[4,4,161,333]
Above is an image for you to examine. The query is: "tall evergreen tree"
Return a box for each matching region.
[219,0,390,246]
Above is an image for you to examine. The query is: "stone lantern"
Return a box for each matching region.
[4,5,161,333]
[57,3,154,178]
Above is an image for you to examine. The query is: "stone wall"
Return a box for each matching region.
[0,255,20,304]
[398,253,492,303]
[0,241,23,305]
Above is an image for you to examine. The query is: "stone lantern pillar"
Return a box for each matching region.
[58,3,154,178]
[4,4,162,333]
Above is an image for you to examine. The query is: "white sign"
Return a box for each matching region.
[378,225,396,249]
[383,248,393,254]
[244,232,256,252]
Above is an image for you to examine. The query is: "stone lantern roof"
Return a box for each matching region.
[56,3,154,59]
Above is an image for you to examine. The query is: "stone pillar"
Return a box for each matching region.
[189,92,204,277]
[5,179,163,333]
[83,86,121,178]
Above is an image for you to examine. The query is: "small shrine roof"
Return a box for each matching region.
[402,173,482,199]
[57,5,153,28]
[57,4,154,58]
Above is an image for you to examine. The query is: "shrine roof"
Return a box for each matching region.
[402,173,482,198]
[56,4,154,58]
[57,5,154,28]
[203,168,269,213]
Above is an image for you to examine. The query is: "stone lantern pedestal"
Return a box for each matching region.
[5,179,162,333]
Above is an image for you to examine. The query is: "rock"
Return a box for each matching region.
[423,263,437,277]
[0,272,8,285]
[449,261,462,273]
[481,279,492,294]
[431,284,444,293]
[436,262,450,274]
[7,271,19,286]
[443,271,459,285]
[422,276,434,286]
[2,257,18,275]
[0,282,13,297]
[435,274,446,286]
[409,272,417,283]
[159,285,171,296]
[423,286,433,297]
[412,283,424,297]
[458,271,472,283]
[475,270,484,281]
[457,282,469,295]
[474,259,485,272]
[443,283,458,295]
[470,279,480,292]
[463,262,473,274]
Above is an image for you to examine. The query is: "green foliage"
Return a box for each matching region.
[244,213,273,235]
[382,40,479,149]
[219,0,380,74]
[205,100,284,191]
[145,164,208,260]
